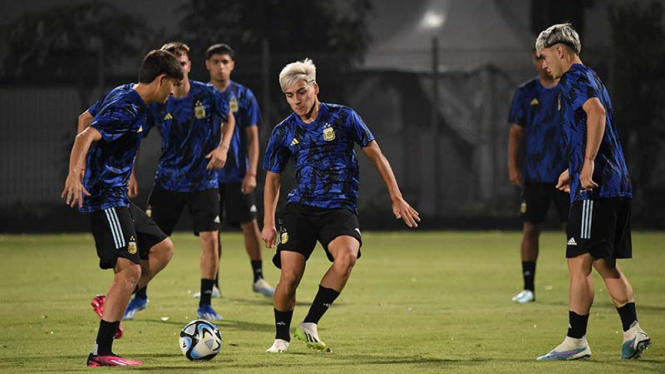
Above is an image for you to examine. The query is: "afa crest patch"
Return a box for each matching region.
[194,100,206,119]
[280,230,289,245]
[323,123,335,142]
[128,236,138,254]
[229,96,239,113]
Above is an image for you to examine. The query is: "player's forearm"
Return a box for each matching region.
[68,132,95,175]
[507,125,524,169]
[218,112,236,150]
[584,110,606,161]
[373,153,404,202]
[263,174,281,226]
[246,128,259,177]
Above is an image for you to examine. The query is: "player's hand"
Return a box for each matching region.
[262,225,277,248]
[241,174,257,194]
[61,171,90,208]
[556,169,571,193]
[392,197,420,228]
[128,172,139,198]
[580,160,598,191]
[206,146,228,170]
[508,167,522,187]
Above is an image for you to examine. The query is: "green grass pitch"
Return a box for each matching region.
[0,231,662,373]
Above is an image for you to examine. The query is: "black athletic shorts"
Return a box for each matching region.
[520,183,570,224]
[147,186,220,236]
[219,182,258,226]
[566,197,632,265]
[89,202,168,270]
[273,203,363,269]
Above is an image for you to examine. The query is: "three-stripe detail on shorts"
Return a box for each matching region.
[104,208,126,249]
[580,200,594,239]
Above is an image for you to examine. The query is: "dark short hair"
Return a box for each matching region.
[160,42,190,57]
[138,50,184,83]
[206,43,234,60]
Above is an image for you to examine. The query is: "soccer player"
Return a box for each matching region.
[262,59,420,353]
[534,23,650,361]
[123,42,235,321]
[507,50,569,303]
[61,50,182,367]
[199,43,275,299]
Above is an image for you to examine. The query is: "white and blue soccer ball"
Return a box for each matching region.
[179,319,222,361]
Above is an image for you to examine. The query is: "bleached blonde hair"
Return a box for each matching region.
[279,58,316,92]
[535,23,581,55]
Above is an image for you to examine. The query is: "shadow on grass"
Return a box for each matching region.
[134,318,274,333]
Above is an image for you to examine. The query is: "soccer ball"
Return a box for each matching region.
[179,319,223,361]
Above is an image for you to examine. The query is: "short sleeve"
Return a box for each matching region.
[244,89,261,128]
[90,103,138,142]
[348,109,375,147]
[263,125,291,173]
[508,87,525,126]
[568,70,599,111]
[142,102,161,138]
[213,89,229,122]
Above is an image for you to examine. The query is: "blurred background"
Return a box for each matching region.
[1,0,664,233]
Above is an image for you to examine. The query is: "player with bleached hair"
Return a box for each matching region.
[262,58,420,353]
[535,23,650,361]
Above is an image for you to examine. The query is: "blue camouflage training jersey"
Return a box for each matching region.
[558,64,632,202]
[146,80,229,192]
[212,81,261,184]
[508,78,566,183]
[81,84,147,212]
[263,103,375,213]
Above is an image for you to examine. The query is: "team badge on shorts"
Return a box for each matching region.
[194,100,206,119]
[229,96,239,113]
[323,123,335,141]
[280,230,289,245]
[128,236,138,254]
[146,205,152,217]
[520,200,527,214]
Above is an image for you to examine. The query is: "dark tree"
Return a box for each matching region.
[608,1,665,192]
[0,1,152,110]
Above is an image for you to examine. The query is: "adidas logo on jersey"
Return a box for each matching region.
[530,98,539,106]
[164,113,173,120]
[137,126,143,133]
[290,138,299,146]
[567,237,577,246]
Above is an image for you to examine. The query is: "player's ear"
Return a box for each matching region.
[313,82,320,95]
[556,45,564,59]
[205,59,211,71]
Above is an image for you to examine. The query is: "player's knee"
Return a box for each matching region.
[334,249,357,271]
[159,238,175,262]
[278,272,301,292]
[120,263,142,287]
[199,232,218,250]
[523,223,542,239]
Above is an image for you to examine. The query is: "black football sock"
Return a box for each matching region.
[274,309,293,341]
[251,260,264,283]
[303,285,340,324]
[94,320,120,356]
[567,311,590,339]
[522,261,536,292]
[199,279,215,307]
[135,286,147,299]
[616,302,637,332]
